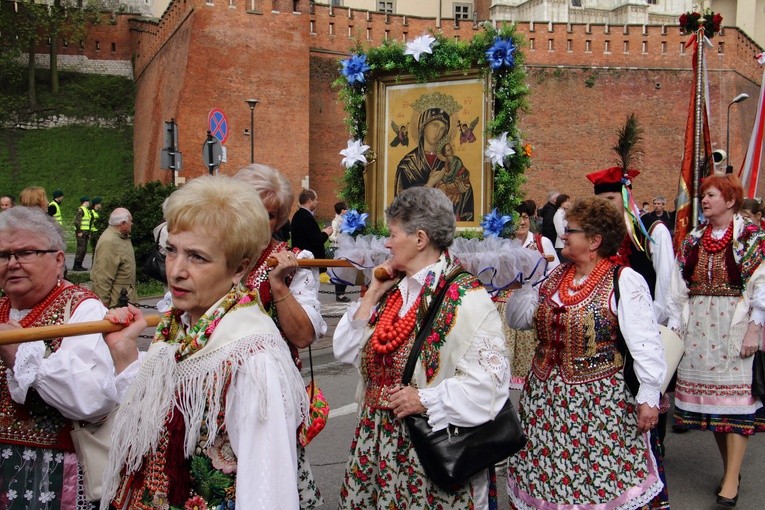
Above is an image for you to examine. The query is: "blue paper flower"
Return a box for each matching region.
[341,54,370,85]
[481,208,512,238]
[340,209,369,235]
[486,37,516,70]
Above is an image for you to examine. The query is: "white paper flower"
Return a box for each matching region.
[404,34,437,62]
[485,132,516,166]
[340,139,370,169]
[757,52,765,65]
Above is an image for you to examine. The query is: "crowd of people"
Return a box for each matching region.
[2,166,765,510]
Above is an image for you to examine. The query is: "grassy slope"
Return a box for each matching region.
[0,126,134,241]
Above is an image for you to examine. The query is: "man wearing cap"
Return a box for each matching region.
[73,196,92,271]
[586,167,674,325]
[48,189,64,225]
[587,166,676,466]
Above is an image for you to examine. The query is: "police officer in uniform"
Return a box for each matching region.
[48,189,64,225]
[73,196,92,271]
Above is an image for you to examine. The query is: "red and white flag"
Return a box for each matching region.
[739,53,765,198]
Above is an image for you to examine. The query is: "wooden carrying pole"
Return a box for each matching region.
[0,314,162,346]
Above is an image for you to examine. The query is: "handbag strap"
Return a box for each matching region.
[401,269,467,385]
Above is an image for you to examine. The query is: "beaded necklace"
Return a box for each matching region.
[369,288,421,354]
[557,259,614,306]
[701,222,733,253]
[0,281,68,327]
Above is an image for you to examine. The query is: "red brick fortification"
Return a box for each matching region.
[47,1,763,217]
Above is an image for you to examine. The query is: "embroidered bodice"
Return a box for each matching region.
[533,265,623,384]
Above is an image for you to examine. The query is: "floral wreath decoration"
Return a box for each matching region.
[334,23,531,231]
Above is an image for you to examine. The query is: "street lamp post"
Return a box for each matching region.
[726,93,750,173]
[245,98,260,163]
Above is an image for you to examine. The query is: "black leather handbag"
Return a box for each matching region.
[141,229,166,284]
[402,270,527,489]
[752,351,765,401]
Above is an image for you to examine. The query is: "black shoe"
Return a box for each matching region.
[716,478,740,507]
[72,265,84,271]
[336,295,350,303]
[715,475,741,496]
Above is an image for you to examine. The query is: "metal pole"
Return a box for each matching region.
[206,130,215,175]
[691,28,705,228]
[250,107,255,163]
[726,102,733,174]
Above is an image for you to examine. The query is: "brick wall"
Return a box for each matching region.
[26,1,765,219]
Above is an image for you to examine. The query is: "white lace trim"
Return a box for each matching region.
[676,401,761,415]
[636,383,661,409]
[8,342,45,402]
[100,333,306,509]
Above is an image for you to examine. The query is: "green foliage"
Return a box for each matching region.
[190,455,233,505]
[334,23,531,217]
[0,125,134,249]
[1,67,135,119]
[97,181,176,283]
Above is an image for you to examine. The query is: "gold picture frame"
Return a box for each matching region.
[366,70,492,228]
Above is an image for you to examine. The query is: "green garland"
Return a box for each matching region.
[334,23,530,217]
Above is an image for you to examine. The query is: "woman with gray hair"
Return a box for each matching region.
[333,186,510,509]
[0,206,117,508]
[233,163,325,507]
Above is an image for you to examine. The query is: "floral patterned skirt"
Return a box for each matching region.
[338,405,489,510]
[0,445,95,510]
[493,295,537,390]
[508,368,664,510]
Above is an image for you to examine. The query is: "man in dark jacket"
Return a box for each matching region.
[291,187,333,266]
[539,190,559,245]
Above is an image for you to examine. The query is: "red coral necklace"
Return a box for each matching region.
[369,289,420,354]
[557,259,613,306]
[701,222,733,253]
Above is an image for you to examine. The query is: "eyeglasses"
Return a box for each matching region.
[0,250,58,265]
[564,227,585,235]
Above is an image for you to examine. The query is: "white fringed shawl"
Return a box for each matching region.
[100,301,307,509]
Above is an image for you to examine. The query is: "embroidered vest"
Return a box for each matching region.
[627,218,658,300]
[686,244,743,297]
[0,285,97,451]
[113,385,235,509]
[533,266,623,384]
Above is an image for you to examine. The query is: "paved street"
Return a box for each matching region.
[68,255,764,509]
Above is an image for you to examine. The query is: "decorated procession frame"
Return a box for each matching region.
[335,24,532,235]
[367,71,491,228]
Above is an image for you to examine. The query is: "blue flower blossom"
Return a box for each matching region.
[481,208,512,238]
[340,209,369,235]
[486,37,516,70]
[341,54,370,85]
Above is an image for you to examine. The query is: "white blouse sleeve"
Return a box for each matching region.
[418,307,510,430]
[227,347,303,509]
[613,268,667,408]
[666,261,689,333]
[540,236,560,273]
[648,222,675,326]
[503,284,539,330]
[553,210,567,249]
[291,250,328,339]
[8,298,119,421]
[332,301,371,367]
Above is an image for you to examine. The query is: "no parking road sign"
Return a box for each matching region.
[208,108,229,144]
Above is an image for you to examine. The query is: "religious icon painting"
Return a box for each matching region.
[369,70,491,229]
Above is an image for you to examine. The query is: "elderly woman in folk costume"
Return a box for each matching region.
[98,175,307,509]
[668,173,765,508]
[334,186,510,509]
[233,163,326,508]
[505,196,667,510]
[0,206,117,509]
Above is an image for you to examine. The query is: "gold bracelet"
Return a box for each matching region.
[273,292,291,304]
